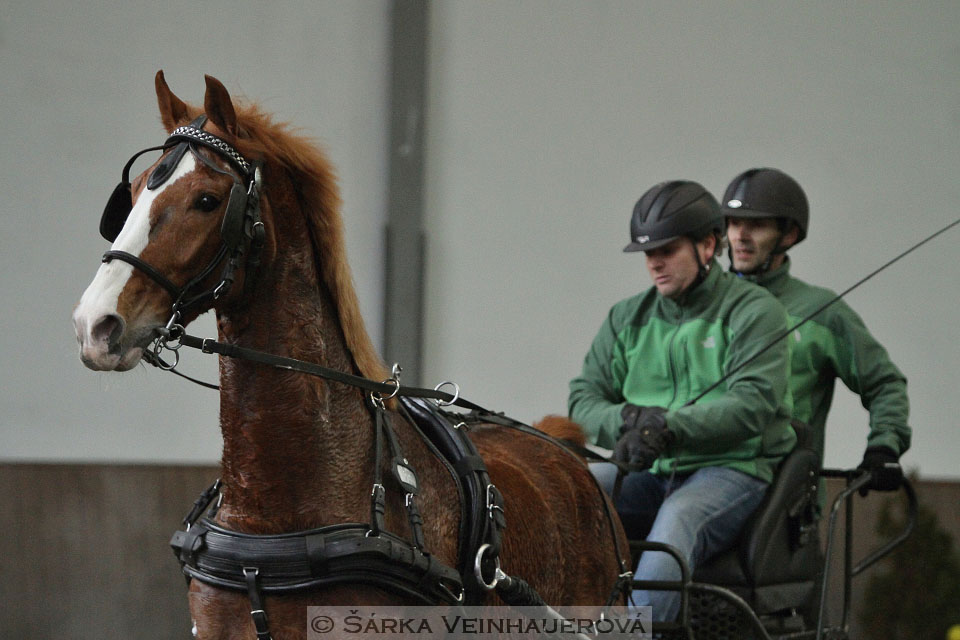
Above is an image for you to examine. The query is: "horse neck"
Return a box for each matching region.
[213,227,376,533]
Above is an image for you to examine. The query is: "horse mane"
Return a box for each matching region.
[532,415,587,447]
[173,101,388,383]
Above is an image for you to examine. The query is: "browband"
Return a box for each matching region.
[166,125,251,176]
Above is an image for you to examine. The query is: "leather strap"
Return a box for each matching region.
[243,567,272,640]
[102,243,232,314]
[369,408,386,537]
[377,410,426,550]
[452,455,486,478]
[102,250,182,301]
[177,333,489,412]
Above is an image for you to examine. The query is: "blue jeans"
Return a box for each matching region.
[592,463,768,622]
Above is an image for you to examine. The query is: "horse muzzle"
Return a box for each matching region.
[73,305,156,371]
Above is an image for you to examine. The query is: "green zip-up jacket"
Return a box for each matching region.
[569,260,796,482]
[742,258,910,463]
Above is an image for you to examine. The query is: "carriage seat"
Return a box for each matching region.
[692,420,822,615]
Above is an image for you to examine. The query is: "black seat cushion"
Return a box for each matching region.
[693,421,822,612]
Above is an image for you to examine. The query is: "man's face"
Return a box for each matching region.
[726,216,783,273]
[644,237,710,299]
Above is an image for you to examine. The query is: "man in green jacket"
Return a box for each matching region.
[569,180,796,621]
[722,168,910,497]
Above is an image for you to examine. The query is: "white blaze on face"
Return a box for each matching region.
[74,153,197,347]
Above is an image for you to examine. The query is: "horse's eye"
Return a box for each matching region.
[195,194,221,212]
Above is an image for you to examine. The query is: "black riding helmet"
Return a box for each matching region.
[721,168,809,244]
[624,180,724,253]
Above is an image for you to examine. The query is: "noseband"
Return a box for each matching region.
[99,115,265,329]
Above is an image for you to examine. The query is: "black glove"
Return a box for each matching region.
[857,446,903,495]
[620,403,662,431]
[613,405,673,470]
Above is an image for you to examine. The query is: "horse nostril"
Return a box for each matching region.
[90,314,125,349]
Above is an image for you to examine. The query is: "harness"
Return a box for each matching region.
[169,396,509,613]
[101,119,631,639]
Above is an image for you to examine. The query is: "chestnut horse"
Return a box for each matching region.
[73,72,627,639]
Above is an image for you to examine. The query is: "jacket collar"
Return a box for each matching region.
[659,258,723,312]
[737,255,792,296]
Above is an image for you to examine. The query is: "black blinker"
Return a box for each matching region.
[100,182,133,242]
[147,142,190,190]
[99,143,168,243]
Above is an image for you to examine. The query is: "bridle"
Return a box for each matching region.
[99,115,265,360]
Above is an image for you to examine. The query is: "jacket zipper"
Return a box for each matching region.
[666,306,683,408]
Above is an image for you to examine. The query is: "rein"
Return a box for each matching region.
[152,326,490,411]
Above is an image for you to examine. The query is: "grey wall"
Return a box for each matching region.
[423,1,960,479]
[1,1,958,479]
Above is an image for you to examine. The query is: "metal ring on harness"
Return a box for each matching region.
[474,543,502,590]
[380,377,401,401]
[433,381,460,407]
[161,324,186,351]
[370,372,401,408]
[152,341,180,370]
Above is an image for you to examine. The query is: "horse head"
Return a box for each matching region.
[73,72,274,371]
[74,71,387,383]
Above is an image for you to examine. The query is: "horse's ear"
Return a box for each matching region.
[155,70,189,133]
[203,75,239,138]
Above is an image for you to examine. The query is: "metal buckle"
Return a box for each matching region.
[486,484,504,520]
[439,580,466,604]
[366,483,385,538]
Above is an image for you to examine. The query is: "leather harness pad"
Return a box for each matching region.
[172,519,462,603]
[398,397,505,602]
[170,398,506,605]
